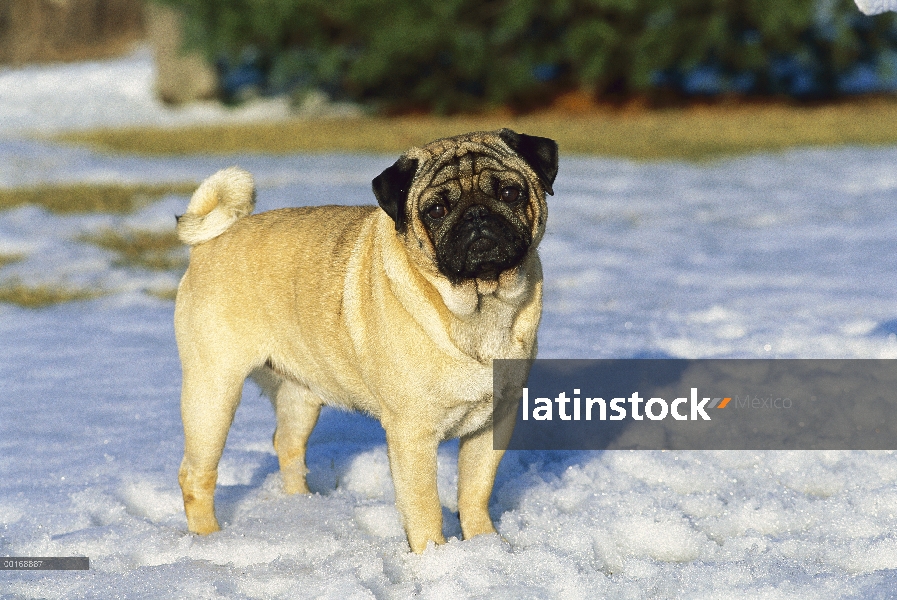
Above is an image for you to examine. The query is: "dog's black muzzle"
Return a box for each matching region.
[437,205,530,283]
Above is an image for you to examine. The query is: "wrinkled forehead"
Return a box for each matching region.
[418,131,509,156]
[408,134,531,194]
[428,152,520,188]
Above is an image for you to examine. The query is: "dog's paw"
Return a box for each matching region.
[281,471,311,495]
[187,516,221,536]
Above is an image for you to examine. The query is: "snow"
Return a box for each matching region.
[0,47,291,137]
[3,48,897,599]
[855,0,897,15]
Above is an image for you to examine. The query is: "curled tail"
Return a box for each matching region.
[177,167,256,246]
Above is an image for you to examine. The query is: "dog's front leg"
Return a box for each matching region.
[383,418,445,553]
[457,425,504,539]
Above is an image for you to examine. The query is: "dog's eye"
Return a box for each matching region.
[427,204,448,220]
[499,186,521,203]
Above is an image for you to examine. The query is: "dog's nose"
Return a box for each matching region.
[463,205,490,221]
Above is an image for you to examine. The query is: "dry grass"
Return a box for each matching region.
[0,182,196,214]
[78,228,187,271]
[57,98,897,160]
[0,253,25,269]
[146,286,179,301]
[0,280,102,308]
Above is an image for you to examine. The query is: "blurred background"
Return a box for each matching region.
[5,0,897,112]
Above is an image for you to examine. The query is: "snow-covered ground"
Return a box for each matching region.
[0,46,293,137]
[4,49,897,599]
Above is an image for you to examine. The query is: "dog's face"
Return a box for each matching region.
[373,129,558,284]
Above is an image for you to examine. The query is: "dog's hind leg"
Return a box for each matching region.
[253,369,322,495]
[178,362,247,535]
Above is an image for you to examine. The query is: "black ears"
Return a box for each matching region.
[498,129,559,196]
[372,156,419,232]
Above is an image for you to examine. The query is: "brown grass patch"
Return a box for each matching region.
[0,182,196,214]
[0,280,103,308]
[57,98,897,160]
[146,286,179,301]
[0,253,25,269]
[78,228,187,271]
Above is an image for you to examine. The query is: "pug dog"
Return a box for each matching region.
[174,129,558,553]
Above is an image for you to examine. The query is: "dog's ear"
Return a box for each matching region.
[498,129,558,196]
[372,156,419,233]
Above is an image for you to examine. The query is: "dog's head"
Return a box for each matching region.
[372,129,558,284]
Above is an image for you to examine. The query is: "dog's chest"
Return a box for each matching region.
[449,294,527,363]
[438,394,494,439]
